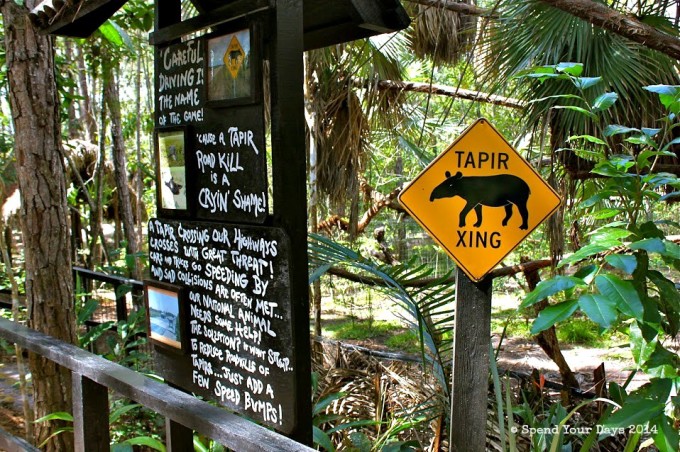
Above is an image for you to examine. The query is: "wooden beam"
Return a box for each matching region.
[149,0,270,46]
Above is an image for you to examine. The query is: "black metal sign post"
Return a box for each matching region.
[450,270,492,451]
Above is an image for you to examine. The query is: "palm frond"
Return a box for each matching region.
[308,233,455,398]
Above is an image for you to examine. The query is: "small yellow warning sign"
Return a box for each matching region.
[399,118,561,282]
[224,35,245,80]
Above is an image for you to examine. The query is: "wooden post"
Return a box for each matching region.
[269,0,312,445]
[72,372,110,451]
[450,268,492,451]
[165,418,194,452]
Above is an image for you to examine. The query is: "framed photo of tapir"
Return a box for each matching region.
[205,21,261,107]
[154,126,190,218]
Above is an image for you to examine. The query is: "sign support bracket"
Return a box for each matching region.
[450,268,492,451]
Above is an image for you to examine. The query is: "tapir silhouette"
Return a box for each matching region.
[430,171,530,230]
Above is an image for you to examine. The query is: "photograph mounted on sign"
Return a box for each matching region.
[206,24,260,106]
[155,126,190,217]
[144,281,186,352]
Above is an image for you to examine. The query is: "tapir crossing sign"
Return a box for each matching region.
[399,118,561,282]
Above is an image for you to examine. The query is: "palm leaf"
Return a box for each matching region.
[308,233,455,399]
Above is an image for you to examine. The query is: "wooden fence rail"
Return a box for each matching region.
[0,317,314,452]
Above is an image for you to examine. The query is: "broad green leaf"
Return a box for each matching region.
[603,125,639,137]
[653,416,680,452]
[530,299,579,334]
[643,84,680,97]
[661,137,680,152]
[588,227,632,242]
[313,392,346,416]
[630,238,666,254]
[529,94,585,104]
[595,275,643,320]
[568,134,606,145]
[552,105,597,119]
[641,128,662,137]
[581,190,617,207]
[109,403,141,424]
[637,149,676,168]
[34,412,74,423]
[578,294,617,328]
[659,191,680,202]
[520,276,585,309]
[630,323,657,367]
[626,134,656,147]
[121,437,166,452]
[313,426,335,452]
[559,242,622,267]
[645,346,680,378]
[604,255,637,274]
[591,208,621,220]
[592,92,618,113]
[572,76,602,90]
[600,398,664,430]
[555,62,583,76]
[573,264,598,284]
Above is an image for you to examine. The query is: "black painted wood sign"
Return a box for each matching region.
[153,29,267,224]
[148,218,298,433]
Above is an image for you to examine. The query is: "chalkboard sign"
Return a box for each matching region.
[155,37,206,128]
[154,31,268,224]
[148,218,297,433]
[191,105,268,223]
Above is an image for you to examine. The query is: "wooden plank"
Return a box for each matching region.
[450,269,492,451]
[166,418,194,452]
[269,0,312,445]
[73,372,110,452]
[0,426,39,452]
[149,0,270,46]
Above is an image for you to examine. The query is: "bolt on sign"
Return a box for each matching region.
[399,118,561,282]
[224,35,246,79]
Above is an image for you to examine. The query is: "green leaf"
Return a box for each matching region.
[109,403,141,424]
[578,294,617,328]
[313,392,346,416]
[34,412,74,423]
[645,346,680,378]
[592,92,618,113]
[555,62,583,76]
[552,105,597,119]
[529,94,586,104]
[531,299,579,334]
[603,125,639,137]
[573,264,598,284]
[604,255,637,274]
[630,323,657,367]
[120,436,166,452]
[630,238,666,254]
[653,415,680,452]
[572,76,602,90]
[595,275,643,320]
[600,398,664,430]
[520,276,585,309]
[568,134,606,145]
[591,208,622,220]
[313,426,336,452]
[559,242,622,267]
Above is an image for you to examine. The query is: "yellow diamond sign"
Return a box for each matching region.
[399,118,561,282]
[224,35,245,80]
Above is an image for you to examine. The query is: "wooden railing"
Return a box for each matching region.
[0,317,313,452]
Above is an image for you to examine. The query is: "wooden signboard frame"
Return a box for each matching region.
[152,0,311,445]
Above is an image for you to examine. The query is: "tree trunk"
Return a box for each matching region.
[2,2,77,450]
[522,257,580,391]
[76,44,97,143]
[104,60,140,278]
